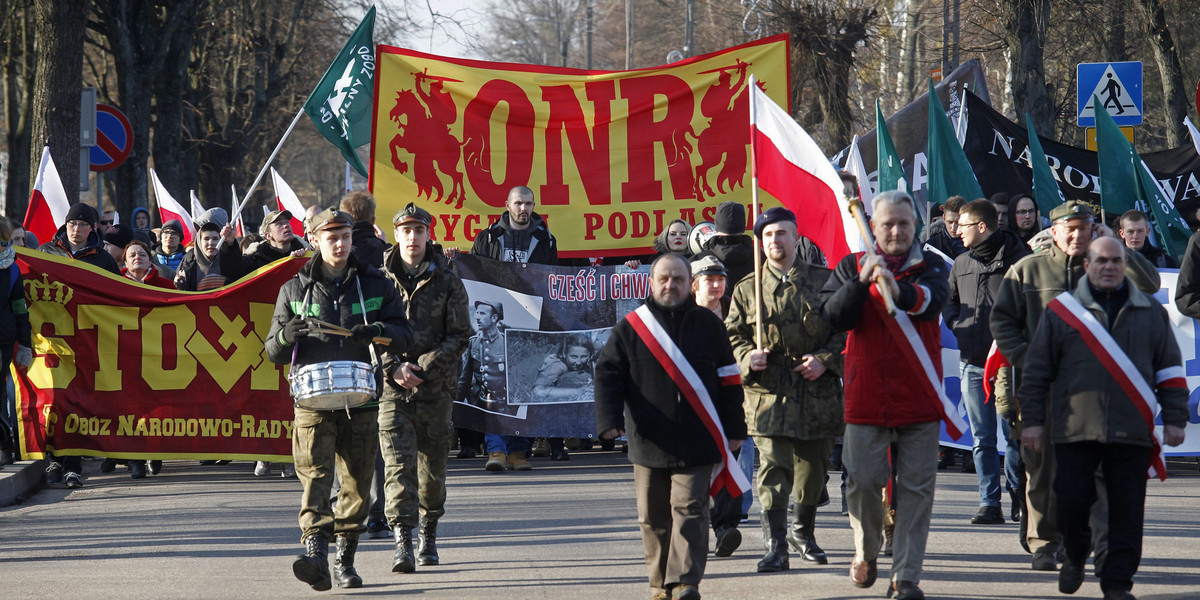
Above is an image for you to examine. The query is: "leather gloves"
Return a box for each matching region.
[350,323,380,344]
[283,316,309,344]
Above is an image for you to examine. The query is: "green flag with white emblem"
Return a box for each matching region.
[303,6,376,177]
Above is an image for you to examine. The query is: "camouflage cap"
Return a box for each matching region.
[474,299,504,320]
[1048,201,1095,222]
[305,208,353,234]
[393,202,432,227]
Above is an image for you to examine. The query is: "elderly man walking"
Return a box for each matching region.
[820,190,956,600]
[1018,236,1187,600]
[595,253,747,600]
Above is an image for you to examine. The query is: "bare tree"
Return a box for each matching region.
[28,0,89,212]
[1,0,36,218]
[998,0,1053,135]
[1135,0,1188,146]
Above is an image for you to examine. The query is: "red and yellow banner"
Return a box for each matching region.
[370,35,791,257]
[15,249,305,461]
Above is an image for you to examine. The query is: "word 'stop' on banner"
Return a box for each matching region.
[370,35,791,257]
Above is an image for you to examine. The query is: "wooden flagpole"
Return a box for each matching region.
[748,75,764,351]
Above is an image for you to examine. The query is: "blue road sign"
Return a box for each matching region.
[89,104,132,172]
[1077,61,1143,127]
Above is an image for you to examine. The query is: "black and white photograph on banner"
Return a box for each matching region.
[455,281,542,418]
[506,328,611,406]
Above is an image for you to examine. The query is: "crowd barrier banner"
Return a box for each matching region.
[14,249,304,461]
[369,36,790,257]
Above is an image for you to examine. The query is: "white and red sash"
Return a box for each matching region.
[869,285,967,439]
[626,304,751,498]
[1047,292,1173,481]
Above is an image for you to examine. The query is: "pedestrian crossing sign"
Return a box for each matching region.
[1077,61,1142,127]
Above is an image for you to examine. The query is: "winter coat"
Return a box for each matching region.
[943,229,1031,366]
[0,263,31,348]
[379,245,472,404]
[701,233,755,289]
[173,243,244,291]
[595,295,746,469]
[38,228,121,275]
[122,267,177,290]
[819,244,950,427]
[351,221,387,269]
[241,238,308,273]
[1135,241,1177,268]
[726,258,846,440]
[1019,278,1188,447]
[989,241,1160,370]
[152,247,185,273]
[1174,229,1200,319]
[265,254,414,410]
[470,213,558,265]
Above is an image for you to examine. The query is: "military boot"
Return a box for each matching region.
[333,535,362,588]
[392,527,416,573]
[787,503,828,564]
[756,509,790,573]
[293,534,332,591]
[417,516,440,566]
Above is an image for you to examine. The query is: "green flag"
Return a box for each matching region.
[303,6,376,177]
[876,99,907,194]
[1093,94,1139,217]
[1095,94,1190,257]
[1023,115,1064,216]
[926,78,984,205]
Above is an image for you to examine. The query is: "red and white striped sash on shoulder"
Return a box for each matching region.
[1047,291,1173,481]
[626,304,751,498]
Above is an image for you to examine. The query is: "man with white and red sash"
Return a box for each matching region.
[819,190,953,600]
[726,207,846,573]
[1017,237,1187,600]
[595,253,747,600]
[990,201,1161,572]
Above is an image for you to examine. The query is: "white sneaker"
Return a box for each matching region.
[254,461,271,477]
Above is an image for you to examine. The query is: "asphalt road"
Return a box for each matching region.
[2,451,1198,599]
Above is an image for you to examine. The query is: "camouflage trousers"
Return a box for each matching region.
[293,406,379,543]
[378,396,453,529]
[754,436,833,511]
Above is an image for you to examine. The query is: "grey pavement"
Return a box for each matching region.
[1,451,1198,599]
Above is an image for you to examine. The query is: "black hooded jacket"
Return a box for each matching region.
[943,228,1031,366]
[38,228,120,275]
[470,212,558,265]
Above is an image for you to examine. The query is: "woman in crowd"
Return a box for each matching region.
[0,220,32,467]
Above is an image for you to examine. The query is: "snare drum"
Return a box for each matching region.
[289,361,377,410]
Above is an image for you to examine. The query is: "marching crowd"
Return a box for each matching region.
[0,179,1195,600]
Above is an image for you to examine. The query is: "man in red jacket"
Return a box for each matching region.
[819,190,953,600]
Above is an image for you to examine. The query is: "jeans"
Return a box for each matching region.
[959,362,1002,507]
[485,434,531,456]
[738,437,756,515]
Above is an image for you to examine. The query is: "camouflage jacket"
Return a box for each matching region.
[726,259,846,439]
[379,245,472,403]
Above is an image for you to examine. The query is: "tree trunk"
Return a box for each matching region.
[897,0,921,108]
[2,0,36,219]
[1135,0,1187,147]
[1002,0,1053,136]
[1104,0,1129,61]
[150,2,200,205]
[29,0,88,209]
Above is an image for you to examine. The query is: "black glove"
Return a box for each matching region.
[350,323,380,344]
[283,316,309,344]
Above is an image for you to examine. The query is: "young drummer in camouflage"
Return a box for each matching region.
[265,208,413,592]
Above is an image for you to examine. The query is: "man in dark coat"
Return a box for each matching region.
[595,253,746,600]
[341,190,388,269]
[944,199,1030,526]
[38,202,121,488]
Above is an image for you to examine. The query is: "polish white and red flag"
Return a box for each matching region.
[230,185,245,237]
[150,169,194,246]
[750,79,864,262]
[24,147,72,244]
[270,168,306,235]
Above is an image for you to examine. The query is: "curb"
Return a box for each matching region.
[0,459,47,506]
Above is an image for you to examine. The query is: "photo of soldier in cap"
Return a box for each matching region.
[456,298,513,414]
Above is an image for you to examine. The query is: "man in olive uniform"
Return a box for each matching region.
[456,300,517,468]
[726,207,846,574]
[265,209,413,592]
[379,203,472,573]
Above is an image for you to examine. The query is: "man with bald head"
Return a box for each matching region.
[596,252,746,600]
[1018,236,1187,600]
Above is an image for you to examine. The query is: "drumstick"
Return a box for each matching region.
[306,319,392,345]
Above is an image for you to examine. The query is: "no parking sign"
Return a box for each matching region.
[88,104,132,172]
